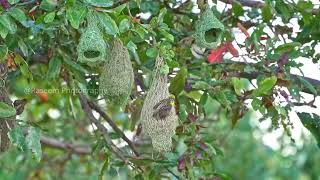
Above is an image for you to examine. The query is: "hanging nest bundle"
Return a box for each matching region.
[99,38,134,107]
[194,6,225,49]
[140,57,178,152]
[77,14,107,66]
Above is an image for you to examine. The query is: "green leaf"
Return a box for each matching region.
[169,67,188,96]
[0,102,16,118]
[0,45,8,61]
[127,41,141,65]
[44,12,56,23]
[146,48,158,58]
[275,42,301,53]
[47,57,62,80]
[63,57,88,74]
[18,39,28,57]
[13,54,33,80]
[255,76,277,95]
[98,157,109,180]
[119,18,130,33]
[40,0,58,11]
[0,14,17,34]
[8,7,27,26]
[298,76,317,95]
[85,0,113,7]
[0,23,8,38]
[8,127,26,151]
[231,77,250,96]
[97,12,119,36]
[262,5,273,22]
[26,127,42,162]
[66,4,88,29]
[232,2,244,16]
[8,0,20,4]
[297,113,320,148]
[192,81,210,90]
[159,29,174,42]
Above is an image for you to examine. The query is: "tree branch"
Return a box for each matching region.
[219,0,319,14]
[40,135,91,155]
[78,93,128,163]
[88,101,140,157]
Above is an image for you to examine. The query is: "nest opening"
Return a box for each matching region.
[204,28,218,43]
[83,50,101,59]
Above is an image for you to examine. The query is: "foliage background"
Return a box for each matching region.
[0,0,319,179]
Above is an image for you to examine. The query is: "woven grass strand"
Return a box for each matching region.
[99,38,134,107]
[140,57,178,152]
[77,13,107,65]
[194,7,225,49]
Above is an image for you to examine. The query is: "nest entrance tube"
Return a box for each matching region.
[194,7,225,49]
[77,13,107,66]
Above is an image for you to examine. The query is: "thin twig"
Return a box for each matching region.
[88,100,140,157]
[79,93,128,163]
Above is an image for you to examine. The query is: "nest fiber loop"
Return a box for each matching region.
[140,57,178,152]
[77,14,107,65]
[194,7,225,49]
[99,38,134,107]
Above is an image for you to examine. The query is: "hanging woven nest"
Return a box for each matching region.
[140,57,178,152]
[77,13,107,66]
[99,38,134,108]
[194,6,225,49]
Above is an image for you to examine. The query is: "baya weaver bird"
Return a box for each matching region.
[152,95,175,121]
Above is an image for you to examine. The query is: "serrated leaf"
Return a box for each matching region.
[297,112,320,148]
[13,54,33,80]
[298,76,317,95]
[97,12,119,36]
[85,0,113,7]
[44,12,56,23]
[8,7,27,27]
[169,67,188,96]
[18,39,28,57]
[47,57,61,80]
[0,45,8,61]
[0,102,16,118]
[0,14,17,34]
[8,127,26,151]
[66,4,88,29]
[26,127,42,162]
